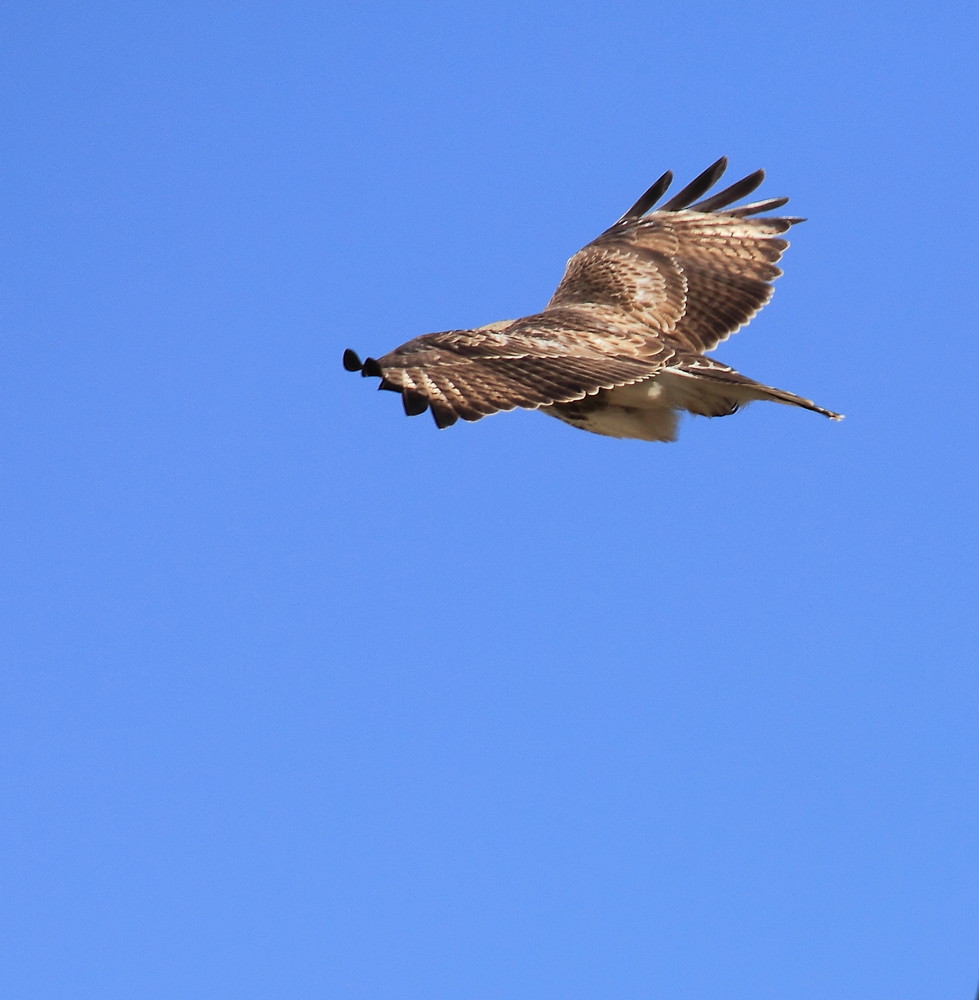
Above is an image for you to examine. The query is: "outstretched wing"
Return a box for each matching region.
[547,157,803,354]
[343,313,674,429]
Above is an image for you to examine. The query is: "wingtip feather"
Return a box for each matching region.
[688,168,767,213]
[402,390,429,416]
[660,157,730,212]
[619,169,674,221]
[431,406,458,429]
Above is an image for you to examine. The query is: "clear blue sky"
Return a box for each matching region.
[3,3,977,997]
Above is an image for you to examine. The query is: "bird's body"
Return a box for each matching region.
[344,158,842,441]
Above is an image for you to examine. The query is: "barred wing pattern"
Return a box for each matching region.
[343,158,842,440]
[546,158,801,354]
[347,312,676,429]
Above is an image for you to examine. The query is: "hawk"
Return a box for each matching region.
[343,158,843,441]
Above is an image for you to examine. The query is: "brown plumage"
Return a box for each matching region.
[343,158,843,441]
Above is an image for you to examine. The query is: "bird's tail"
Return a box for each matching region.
[663,357,844,421]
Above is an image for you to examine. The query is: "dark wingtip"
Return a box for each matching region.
[619,169,674,221]
[378,378,401,393]
[688,168,766,213]
[342,348,363,372]
[402,390,429,416]
[361,357,382,378]
[660,157,729,212]
[431,406,458,429]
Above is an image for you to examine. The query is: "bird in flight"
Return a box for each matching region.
[343,158,842,441]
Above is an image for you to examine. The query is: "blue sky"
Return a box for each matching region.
[3,2,977,997]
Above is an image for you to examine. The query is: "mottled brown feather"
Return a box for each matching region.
[371,316,671,425]
[551,190,800,355]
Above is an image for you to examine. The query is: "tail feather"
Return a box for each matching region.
[662,359,844,421]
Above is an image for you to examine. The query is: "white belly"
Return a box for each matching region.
[541,378,680,441]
